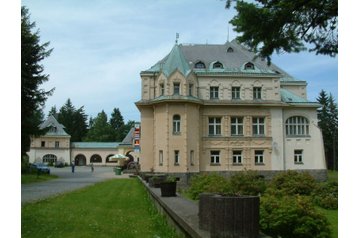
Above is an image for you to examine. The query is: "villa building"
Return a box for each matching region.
[27,115,137,166]
[135,40,327,181]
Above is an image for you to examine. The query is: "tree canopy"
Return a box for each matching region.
[21,6,54,155]
[226,0,338,63]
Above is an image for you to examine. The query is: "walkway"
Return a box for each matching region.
[21,166,128,204]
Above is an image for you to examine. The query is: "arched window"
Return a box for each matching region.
[43,154,57,163]
[173,115,181,134]
[244,62,255,70]
[213,61,224,69]
[90,154,102,163]
[227,47,234,53]
[285,116,310,136]
[74,154,87,166]
[194,61,206,69]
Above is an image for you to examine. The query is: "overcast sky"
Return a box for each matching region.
[21,0,338,122]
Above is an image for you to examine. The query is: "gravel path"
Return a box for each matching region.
[21,166,130,204]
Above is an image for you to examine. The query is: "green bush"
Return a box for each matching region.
[313,181,338,209]
[229,170,266,196]
[187,173,231,200]
[269,170,317,196]
[260,194,331,238]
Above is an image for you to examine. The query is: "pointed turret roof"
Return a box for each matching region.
[39,115,70,136]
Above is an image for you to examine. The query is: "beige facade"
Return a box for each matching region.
[136,41,326,178]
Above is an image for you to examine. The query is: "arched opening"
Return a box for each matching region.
[74,154,87,166]
[90,154,102,163]
[43,154,57,164]
[106,154,116,163]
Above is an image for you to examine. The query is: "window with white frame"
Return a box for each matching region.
[190,150,194,165]
[285,116,310,136]
[294,150,303,164]
[252,117,265,136]
[255,150,264,164]
[173,115,181,134]
[159,150,163,166]
[231,117,244,136]
[210,86,219,99]
[174,150,180,165]
[253,87,262,99]
[160,83,164,96]
[233,150,242,164]
[210,150,220,164]
[232,87,240,99]
[208,117,221,136]
[173,83,180,95]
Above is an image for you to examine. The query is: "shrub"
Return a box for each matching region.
[229,170,266,196]
[187,173,231,200]
[269,170,317,196]
[260,194,331,238]
[312,181,338,209]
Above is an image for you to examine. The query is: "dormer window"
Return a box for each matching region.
[194,61,206,69]
[173,83,180,95]
[213,61,223,69]
[244,62,255,70]
[227,47,234,53]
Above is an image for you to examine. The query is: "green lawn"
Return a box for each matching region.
[21,173,58,184]
[22,179,179,238]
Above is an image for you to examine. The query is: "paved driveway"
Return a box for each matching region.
[21,166,129,204]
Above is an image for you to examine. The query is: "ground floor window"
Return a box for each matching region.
[190,150,194,165]
[43,154,57,163]
[210,150,220,165]
[232,150,242,164]
[159,150,163,166]
[294,149,303,164]
[90,154,102,163]
[254,150,264,164]
[75,154,87,166]
[174,150,180,165]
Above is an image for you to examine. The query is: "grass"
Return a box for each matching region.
[21,173,58,184]
[22,178,179,238]
[317,207,338,238]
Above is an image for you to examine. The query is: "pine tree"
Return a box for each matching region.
[21,6,54,155]
[110,108,125,141]
[85,110,113,142]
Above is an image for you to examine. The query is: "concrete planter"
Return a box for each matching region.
[199,194,260,238]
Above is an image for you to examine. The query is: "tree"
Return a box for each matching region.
[317,90,338,170]
[48,105,58,119]
[57,99,88,142]
[109,108,125,141]
[226,0,338,64]
[21,6,54,156]
[85,110,113,142]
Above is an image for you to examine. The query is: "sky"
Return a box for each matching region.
[20,0,338,123]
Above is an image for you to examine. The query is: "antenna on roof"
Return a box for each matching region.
[175,33,179,44]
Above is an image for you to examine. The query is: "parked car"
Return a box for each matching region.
[31,163,50,174]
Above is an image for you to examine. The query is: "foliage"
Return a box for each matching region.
[21,6,54,155]
[187,173,231,200]
[317,90,338,170]
[226,0,338,64]
[57,98,88,142]
[109,108,125,141]
[85,110,113,142]
[229,170,266,196]
[22,179,179,237]
[312,181,338,209]
[260,194,331,238]
[268,170,317,196]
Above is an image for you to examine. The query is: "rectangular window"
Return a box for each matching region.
[210,86,219,99]
[232,87,241,99]
[173,115,181,134]
[233,150,242,164]
[231,117,244,136]
[252,117,265,136]
[55,141,60,148]
[189,84,193,96]
[294,150,303,164]
[255,150,264,164]
[190,150,194,165]
[160,84,164,96]
[174,150,180,165]
[41,141,45,147]
[208,117,221,136]
[159,150,163,166]
[210,151,220,164]
[253,87,262,99]
[174,83,180,95]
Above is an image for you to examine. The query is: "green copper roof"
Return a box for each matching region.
[146,44,191,77]
[280,88,319,105]
[71,142,120,149]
